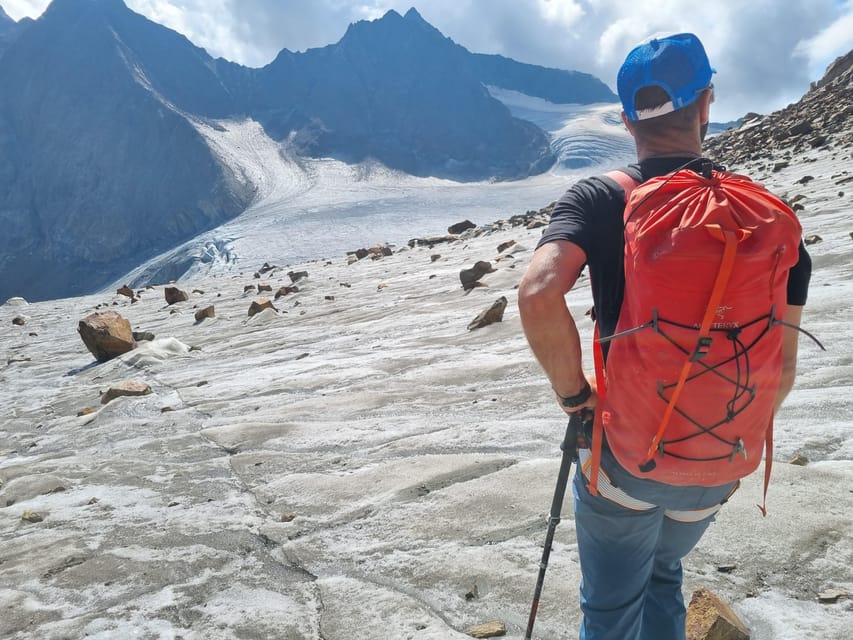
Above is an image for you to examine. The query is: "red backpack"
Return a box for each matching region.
[588,162,811,513]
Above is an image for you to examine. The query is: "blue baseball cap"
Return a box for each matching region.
[617,33,715,121]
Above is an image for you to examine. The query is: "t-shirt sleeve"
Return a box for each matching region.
[787,241,811,306]
[536,178,601,258]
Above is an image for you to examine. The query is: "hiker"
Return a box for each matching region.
[518,33,811,640]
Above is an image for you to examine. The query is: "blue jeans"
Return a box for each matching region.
[572,448,737,640]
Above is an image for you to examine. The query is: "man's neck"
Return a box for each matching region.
[635,141,702,162]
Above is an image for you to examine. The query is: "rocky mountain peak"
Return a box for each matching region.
[41,0,129,21]
[340,6,448,49]
[0,5,13,25]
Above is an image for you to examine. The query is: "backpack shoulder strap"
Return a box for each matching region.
[603,169,641,222]
[586,168,641,497]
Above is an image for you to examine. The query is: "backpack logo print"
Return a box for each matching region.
[712,305,738,329]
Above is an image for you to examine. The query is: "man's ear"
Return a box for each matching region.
[621,111,636,135]
[699,89,713,125]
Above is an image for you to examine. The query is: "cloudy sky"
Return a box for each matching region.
[4,0,852,121]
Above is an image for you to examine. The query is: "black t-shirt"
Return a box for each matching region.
[537,157,812,346]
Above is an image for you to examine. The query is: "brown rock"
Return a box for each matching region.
[116,285,134,298]
[77,407,96,417]
[817,588,849,604]
[460,261,496,289]
[448,219,476,234]
[788,119,814,136]
[257,283,273,292]
[12,315,26,326]
[21,510,44,523]
[408,234,458,248]
[367,244,393,257]
[78,311,135,362]
[288,270,309,284]
[804,234,823,245]
[256,262,277,276]
[686,587,750,640]
[101,381,152,405]
[275,286,299,299]
[164,286,189,305]
[497,240,516,253]
[194,305,215,322]
[248,298,277,317]
[464,621,506,638]
[244,284,257,293]
[789,453,809,466]
[468,296,508,330]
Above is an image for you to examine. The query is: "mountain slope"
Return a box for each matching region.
[0,2,618,302]
[251,8,559,180]
[471,52,616,105]
[0,0,252,302]
[704,49,852,168]
[0,4,30,57]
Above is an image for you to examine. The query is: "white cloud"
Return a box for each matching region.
[2,0,851,120]
[1,0,48,20]
[794,0,853,78]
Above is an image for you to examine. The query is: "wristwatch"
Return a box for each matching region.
[557,381,592,408]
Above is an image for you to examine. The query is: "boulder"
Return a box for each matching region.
[464,621,506,638]
[101,380,152,405]
[78,311,135,362]
[116,285,134,298]
[408,235,457,248]
[275,286,299,299]
[195,305,215,322]
[367,244,393,257]
[686,587,750,640]
[460,261,496,290]
[468,296,507,330]
[164,286,189,304]
[288,270,309,284]
[12,315,26,326]
[448,219,476,234]
[248,298,277,317]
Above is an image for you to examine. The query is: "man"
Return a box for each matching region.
[517,33,811,640]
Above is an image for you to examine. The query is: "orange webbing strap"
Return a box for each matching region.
[587,170,640,496]
[758,417,773,517]
[604,170,640,207]
[642,224,752,464]
[589,324,607,496]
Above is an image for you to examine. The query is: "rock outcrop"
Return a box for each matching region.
[705,49,852,167]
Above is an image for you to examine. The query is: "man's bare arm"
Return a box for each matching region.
[518,240,594,414]
[775,304,804,413]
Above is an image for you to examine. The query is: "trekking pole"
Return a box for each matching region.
[524,410,587,640]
